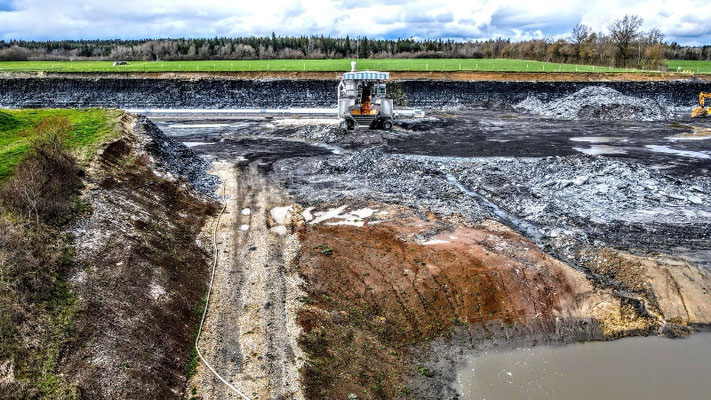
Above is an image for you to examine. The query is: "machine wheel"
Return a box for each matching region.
[382,119,393,130]
[346,119,356,130]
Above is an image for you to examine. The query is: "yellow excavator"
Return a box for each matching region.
[691,92,711,118]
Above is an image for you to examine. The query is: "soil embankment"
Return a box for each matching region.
[279,198,711,398]
[292,202,642,399]
[61,114,218,398]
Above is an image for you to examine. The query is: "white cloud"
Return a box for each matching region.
[0,0,709,44]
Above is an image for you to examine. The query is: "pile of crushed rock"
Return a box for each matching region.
[516,86,671,121]
[274,148,711,253]
[452,155,711,227]
[273,148,490,222]
[137,117,219,197]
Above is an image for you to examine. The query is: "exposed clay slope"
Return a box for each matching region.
[582,248,711,333]
[293,203,643,399]
[63,114,217,399]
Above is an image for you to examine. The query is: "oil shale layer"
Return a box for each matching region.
[0,75,709,117]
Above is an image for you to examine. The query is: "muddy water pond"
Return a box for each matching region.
[457,333,711,400]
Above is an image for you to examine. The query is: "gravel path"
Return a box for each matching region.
[192,161,304,400]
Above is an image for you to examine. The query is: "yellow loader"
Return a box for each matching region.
[691,92,711,118]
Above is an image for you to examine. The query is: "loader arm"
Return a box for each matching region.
[691,92,711,118]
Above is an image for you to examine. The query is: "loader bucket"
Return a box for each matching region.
[691,107,708,118]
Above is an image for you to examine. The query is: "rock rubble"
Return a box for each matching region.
[516,86,671,121]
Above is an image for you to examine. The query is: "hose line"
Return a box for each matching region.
[194,183,251,400]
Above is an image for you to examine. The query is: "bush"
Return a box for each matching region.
[1,117,80,225]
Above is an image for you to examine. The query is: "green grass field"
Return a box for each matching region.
[665,60,711,73]
[1,58,709,73]
[0,58,664,73]
[0,109,121,180]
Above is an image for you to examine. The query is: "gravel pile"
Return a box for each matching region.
[452,155,711,227]
[136,117,219,196]
[275,148,711,253]
[273,148,490,221]
[516,86,671,121]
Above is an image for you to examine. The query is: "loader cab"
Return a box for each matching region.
[338,62,393,130]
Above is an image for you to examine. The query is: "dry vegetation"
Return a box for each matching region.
[0,119,84,398]
[0,112,217,399]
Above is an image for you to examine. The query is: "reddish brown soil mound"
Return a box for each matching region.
[294,205,622,399]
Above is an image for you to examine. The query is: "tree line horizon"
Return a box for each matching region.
[1,15,709,70]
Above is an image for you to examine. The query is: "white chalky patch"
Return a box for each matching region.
[270,206,293,225]
[240,224,249,231]
[422,239,451,245]
[310,205,348,225]
[302,207,314,222]
[241,208,251,216]
[350,208,376,219]
[149,283,166,300]
[270,225,288,235]
[324,220,365,227]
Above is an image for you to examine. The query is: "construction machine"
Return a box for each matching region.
[691,92,711,118]
[338,61,394,130]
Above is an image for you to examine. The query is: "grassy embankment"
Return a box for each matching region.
[5,58,710,73]
[0,109,121,180]
[0,109,120,398]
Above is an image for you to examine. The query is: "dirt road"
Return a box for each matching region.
[191,161,304,400]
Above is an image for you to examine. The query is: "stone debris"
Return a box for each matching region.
[275,148,711,258]
[516,86,671,121]
[135,116,219,196]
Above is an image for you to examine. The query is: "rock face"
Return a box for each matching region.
[0,76,707,118]
[516,86,671,120]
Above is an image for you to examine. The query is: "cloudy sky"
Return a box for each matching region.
[0,0,710,45]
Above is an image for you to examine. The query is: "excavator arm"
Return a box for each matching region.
[691,92,711,118]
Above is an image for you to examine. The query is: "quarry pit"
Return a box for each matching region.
[1,73,711,399]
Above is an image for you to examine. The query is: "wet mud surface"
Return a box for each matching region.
[153,108,711,398]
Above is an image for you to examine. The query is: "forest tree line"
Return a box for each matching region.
[0,15,709,69]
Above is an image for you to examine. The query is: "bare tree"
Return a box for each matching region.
[609,14,644,67]
[571,23,591,59]
[0,46,31,61]
[571,24,591,46]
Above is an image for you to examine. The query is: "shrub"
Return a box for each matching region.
[1,117,80,225]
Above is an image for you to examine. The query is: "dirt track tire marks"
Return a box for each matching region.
[191,161,304,400]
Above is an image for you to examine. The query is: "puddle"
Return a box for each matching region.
[666,135,711,141]
[645,145,710,159]
[573,145,628,155]
[569,136,617,143]
[457,333,711,400]
[171,123,230,128]
[182,141,215,148]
